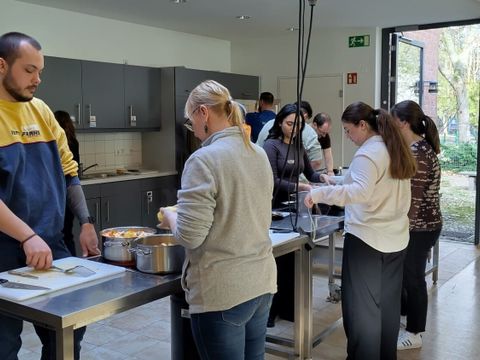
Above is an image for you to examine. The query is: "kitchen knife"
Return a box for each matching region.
[0,278,50,291]
[7,270,39,279]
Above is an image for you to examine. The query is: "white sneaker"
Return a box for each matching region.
[397,331,422,350]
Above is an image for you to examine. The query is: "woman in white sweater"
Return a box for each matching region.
[160,80,276,360]
[305,101,417,360]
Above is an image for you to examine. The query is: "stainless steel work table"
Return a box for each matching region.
[268,214,344,360]
[0,265,181,360]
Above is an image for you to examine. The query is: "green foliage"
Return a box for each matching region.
[439,142,477,171]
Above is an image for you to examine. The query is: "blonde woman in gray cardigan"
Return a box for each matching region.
[305,102,417,360]
[160,80,277,360]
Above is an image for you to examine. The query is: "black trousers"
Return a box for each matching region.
[401,229,441,333]
[342,233,406,360]
[269,253,294,322]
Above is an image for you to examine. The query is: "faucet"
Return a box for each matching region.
[78,163,98,178]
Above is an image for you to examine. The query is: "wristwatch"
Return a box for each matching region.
[79,216,95,225]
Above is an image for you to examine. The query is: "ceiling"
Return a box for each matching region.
[17,0,480,41]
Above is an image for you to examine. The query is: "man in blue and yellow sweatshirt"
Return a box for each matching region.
[0,32,100,360]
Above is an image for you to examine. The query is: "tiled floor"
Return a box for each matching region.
[19,239,480,360]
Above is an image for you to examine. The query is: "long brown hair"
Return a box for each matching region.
[342,101,417,179]
[54,110,77,146]
[390,100,441,154]
[185,80,252,150]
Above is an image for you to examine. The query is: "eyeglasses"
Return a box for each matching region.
[183,106,201,132]
[183,119,194,132]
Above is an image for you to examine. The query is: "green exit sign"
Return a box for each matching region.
[349,35,370,48]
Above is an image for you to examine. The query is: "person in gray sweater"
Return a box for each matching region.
[160,80,277,360]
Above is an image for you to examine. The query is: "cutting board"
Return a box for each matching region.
[0,257,126,302]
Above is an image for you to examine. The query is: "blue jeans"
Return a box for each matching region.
[190,293,273,360]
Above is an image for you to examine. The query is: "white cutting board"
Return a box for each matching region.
[0,257,126,302]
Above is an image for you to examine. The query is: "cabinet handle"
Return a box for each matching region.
[129,105,137,127]
[105,200,110,223]
[146,191,153,215]
[95,201,99,225]
[87,104,91,124]
[76,103,81,125]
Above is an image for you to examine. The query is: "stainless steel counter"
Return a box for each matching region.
[80,170,177,185]
[267,214,345,360]
[0,265,181,360]
[0,215,343,360]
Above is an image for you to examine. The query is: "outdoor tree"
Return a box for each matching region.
[438,25,480,143]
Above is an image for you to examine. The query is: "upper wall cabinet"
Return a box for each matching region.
[35,56,162,131]
[160,67,259,173]
[174,67,259,100]
[124,65,162,130]
[81,60,124,129]
[35,57,83,124]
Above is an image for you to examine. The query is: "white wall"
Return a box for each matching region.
[1,0,230,70]
[231,27,382,164]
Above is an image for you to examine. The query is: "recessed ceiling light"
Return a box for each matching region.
[170,0,187,3]
[287,27,299,32]
[236,15,251,20]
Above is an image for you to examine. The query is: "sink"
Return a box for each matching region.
[79,172,118,180]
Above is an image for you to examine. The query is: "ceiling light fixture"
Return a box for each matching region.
[236,15,251,20]
[170,0,187,3]
[287,27,299,32]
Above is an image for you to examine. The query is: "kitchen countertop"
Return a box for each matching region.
[80,170,177,185]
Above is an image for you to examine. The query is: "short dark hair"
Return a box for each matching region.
[259,92,274,105]
[312,113,331,127]
[0,32,41,65]
[294,100,312,119]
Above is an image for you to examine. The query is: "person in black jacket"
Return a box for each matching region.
[54,110,80,256]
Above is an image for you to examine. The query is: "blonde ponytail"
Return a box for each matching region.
[185,80,253,150]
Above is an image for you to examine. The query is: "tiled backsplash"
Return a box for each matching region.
[77,133,142,172]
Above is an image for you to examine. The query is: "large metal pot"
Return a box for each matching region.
[131,234,185,274]
[100,226,156,264]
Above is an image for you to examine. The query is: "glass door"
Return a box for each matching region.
[396,36,424,105]
[383,27,479,245]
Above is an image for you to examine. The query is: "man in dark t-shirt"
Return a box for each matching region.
[311,113,334,175]
[245,92,276,142]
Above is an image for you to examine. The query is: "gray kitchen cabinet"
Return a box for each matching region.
[140,176,178,228]
[36,56,162,131]
[72,177,178,254]
[161,66,259,174]
[82,60,125,129]
[71,185,101,256]
[174,67,213,96]
[124,65,162,129]
[100,181,142,228]
[208,72,259,100]
[174,67,258,100]
[35,57,82,125]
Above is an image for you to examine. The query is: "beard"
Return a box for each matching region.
[3,71,35,102]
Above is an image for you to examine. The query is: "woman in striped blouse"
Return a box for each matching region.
[391,100,442,351]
